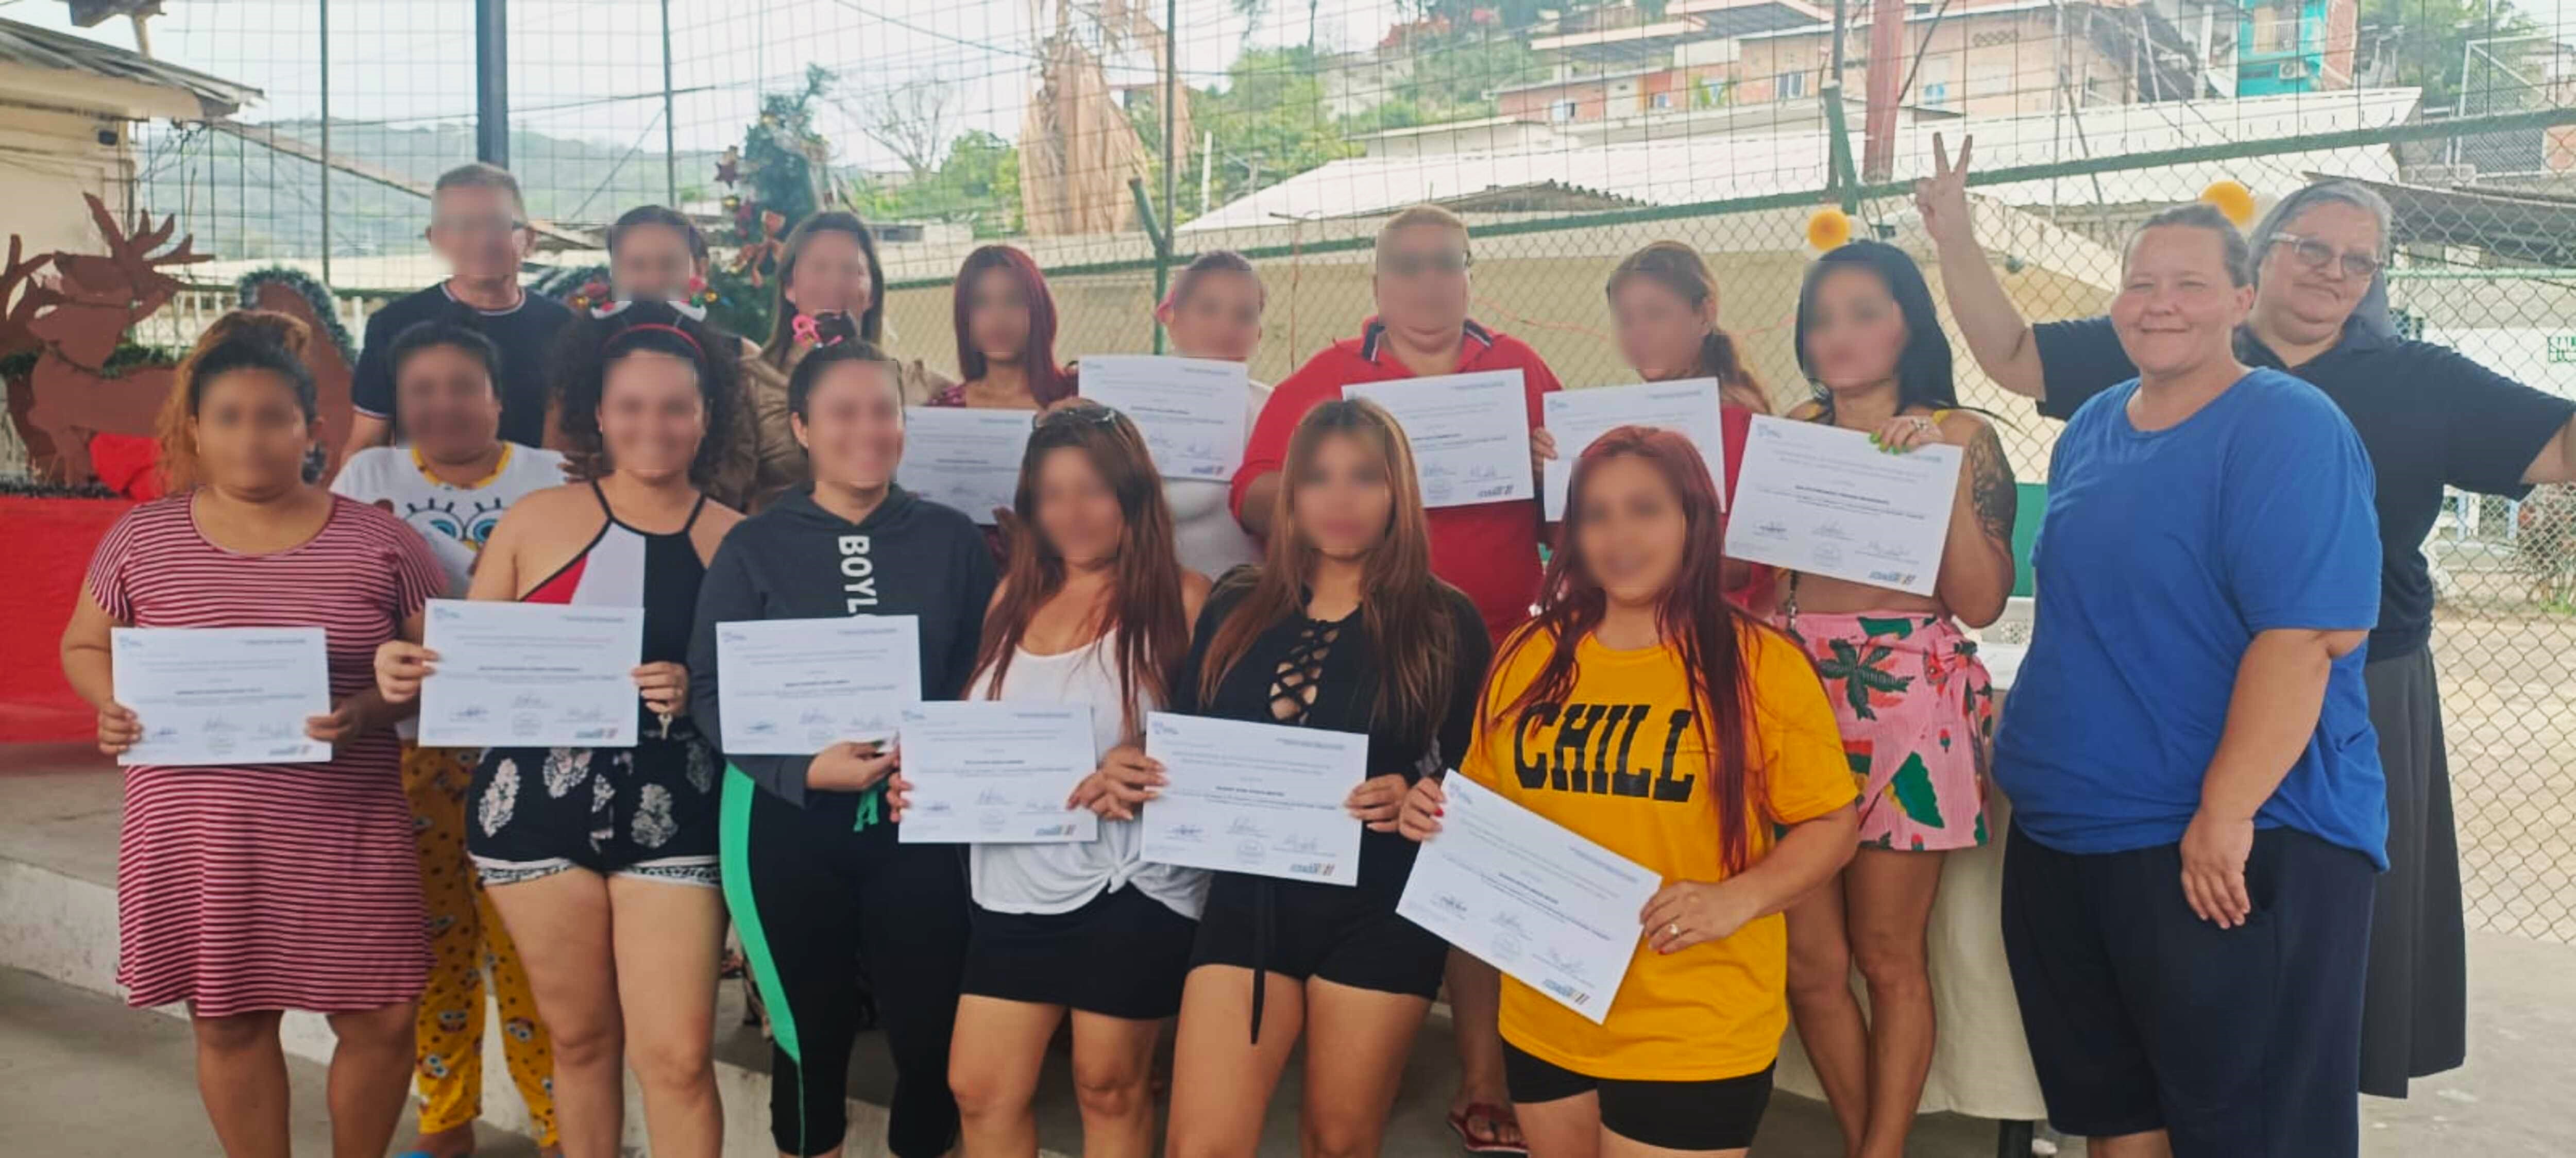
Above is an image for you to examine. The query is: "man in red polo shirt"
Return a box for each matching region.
[1228,203,1558,1153]
[1231,204,1562,647]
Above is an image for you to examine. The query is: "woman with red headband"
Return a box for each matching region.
[374,299,744,1157]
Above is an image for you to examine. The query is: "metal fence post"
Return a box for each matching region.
[662,0,679,205]
[317,0,331,288]
[476,0,510,168]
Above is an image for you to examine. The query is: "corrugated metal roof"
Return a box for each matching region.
[0,16,260,120]
[1182,89,2422,233]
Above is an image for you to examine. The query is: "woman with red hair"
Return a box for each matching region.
[932,244,1077,410]
[1399,427,1857,1157]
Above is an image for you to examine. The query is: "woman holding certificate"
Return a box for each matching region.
[62,311,447,1157]
[1156,249,1274,575]
[1399,426,1858,1156]
[686,339,999,1158]
[930,244,1077,410]
[374,299,743,1157]
[924,404,1212,1156]
[1162,398,1492,1158]
[1768,239,2016,1158]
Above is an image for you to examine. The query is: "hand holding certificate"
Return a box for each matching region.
[1077,355,1251,481]
[111,627,333,766]
[1540,379,1728,519]
[417,599,646,748]
[1725,415,1961,595]
[716,616,920,754]
[1344,371,1534,508]
[899,406,1034,525]
[1139,711,1367,885]
[896,702,1100,844]
[1397,776,1661,1023]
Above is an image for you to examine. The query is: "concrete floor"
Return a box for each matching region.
[5,746,2575,1156]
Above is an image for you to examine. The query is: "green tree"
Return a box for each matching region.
[851,129,1024,238]
[2363,0,2537,111]
[1175,47,1361,219]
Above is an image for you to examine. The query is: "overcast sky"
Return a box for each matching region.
[0,0,1420,173]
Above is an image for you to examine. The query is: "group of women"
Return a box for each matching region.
[59,130,2576,1158]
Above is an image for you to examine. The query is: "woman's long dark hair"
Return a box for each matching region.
[761,211,888,367]
[973,404,1190,735]
[1197,399,1460,740]
[953,245,1076,406]
[1608,241,1765,411]
[1794,239,1958,419]
[1500,426,1766,873]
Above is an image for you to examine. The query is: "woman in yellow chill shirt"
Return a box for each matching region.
[1400,425,1857,1156]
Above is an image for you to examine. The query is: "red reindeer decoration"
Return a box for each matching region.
[3,194,211,483]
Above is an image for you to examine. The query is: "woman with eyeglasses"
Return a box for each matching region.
[1922,137,2576,1101]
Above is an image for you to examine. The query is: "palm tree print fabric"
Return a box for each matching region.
[1778,612,1995,850]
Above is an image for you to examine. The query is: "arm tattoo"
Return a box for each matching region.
[1967,423,2018,548]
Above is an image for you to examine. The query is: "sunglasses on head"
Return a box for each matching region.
[1034,402,1122,430]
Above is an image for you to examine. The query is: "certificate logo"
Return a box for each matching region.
[571,726,616,742]
[1866,568,1918,588]
[1540,978,1591,1006]
[1032,823,1079,838]
[1287,860,1336,878]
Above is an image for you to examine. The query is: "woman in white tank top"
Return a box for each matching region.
[906,402,1211,1158]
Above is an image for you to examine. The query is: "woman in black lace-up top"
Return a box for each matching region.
[1162,398,1491,1158]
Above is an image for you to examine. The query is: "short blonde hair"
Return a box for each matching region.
[1376,204,1469,256]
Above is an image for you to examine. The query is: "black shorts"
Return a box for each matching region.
[1188,871,1448,999]
[1501,1042,1772,1151]
[962,884,1198,1020]
[2001,824,2375,1156]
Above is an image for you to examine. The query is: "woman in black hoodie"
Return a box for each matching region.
[688,340,997,1158]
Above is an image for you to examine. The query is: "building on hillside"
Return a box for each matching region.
[0,18,257,256]
[1493,0,2358,127]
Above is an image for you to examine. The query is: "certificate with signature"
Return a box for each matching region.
[1541,378,1728,519]
[1724,416,1961,596]
[899,406,1033,525]
[1398,776,1662,1023]
[1343,371,1534,508]
[417,600,645,748]
[111,627,333,766]
[1077,355,1251,482]
[716,616,920,754]
[896,701,1100,845]
[1139,711,1367,886]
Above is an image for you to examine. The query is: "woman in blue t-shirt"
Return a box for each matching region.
[1922,137,2575,1099]
[1990,203,2383,1158]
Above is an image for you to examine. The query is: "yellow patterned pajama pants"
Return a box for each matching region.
[404,743,559,1147]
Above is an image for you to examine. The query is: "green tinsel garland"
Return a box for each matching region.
[234,266,357,362]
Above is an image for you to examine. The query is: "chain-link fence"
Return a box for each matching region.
[9,0,2576,943]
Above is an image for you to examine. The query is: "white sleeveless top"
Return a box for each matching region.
[964,632,1212,918]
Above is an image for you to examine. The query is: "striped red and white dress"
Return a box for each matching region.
[86,493,445,1017]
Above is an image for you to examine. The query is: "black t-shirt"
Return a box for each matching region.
[2031,315,2574,660]
[352,283,575,447]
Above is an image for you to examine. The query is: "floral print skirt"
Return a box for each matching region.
[1778,611,1995,851]
[467,720,723,888]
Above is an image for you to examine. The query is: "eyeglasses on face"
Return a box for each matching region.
[433,214,531,238]
[2269,233,2382,281]
[1377,249,1471,278]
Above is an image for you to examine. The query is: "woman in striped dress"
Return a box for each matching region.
[60,311,447,1157]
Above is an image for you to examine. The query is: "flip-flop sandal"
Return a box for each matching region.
[1447,1102,1527,1156]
